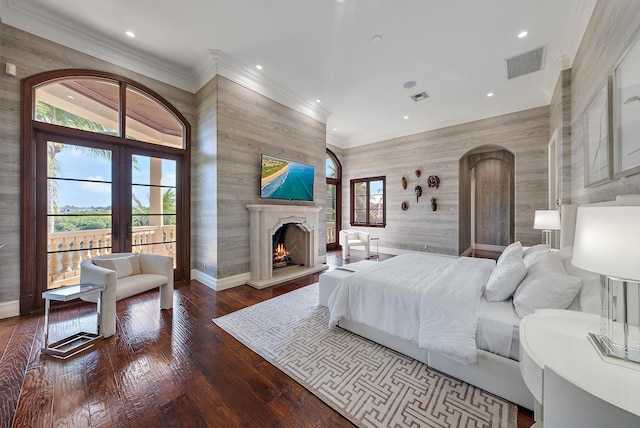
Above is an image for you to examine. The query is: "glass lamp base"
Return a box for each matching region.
[588,333,640,367]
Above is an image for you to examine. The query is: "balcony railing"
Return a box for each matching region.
[47,225,176,289]
[326,221,336,245]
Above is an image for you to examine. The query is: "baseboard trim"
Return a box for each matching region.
[190,269,251,291]
[0,300,20,319]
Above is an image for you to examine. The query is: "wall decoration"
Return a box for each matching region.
[401,201,409,211]
[583,78,612,187]
[427,175,440,188]
[415,169,421,177]
[431,197,437,212]
[614,36,640,177]
[414,185,422,203]
[401,176,407,189]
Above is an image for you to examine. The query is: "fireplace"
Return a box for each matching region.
[247,205,327,288]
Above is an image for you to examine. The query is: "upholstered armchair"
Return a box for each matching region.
[339,230,371,260]
[80,252,173,338]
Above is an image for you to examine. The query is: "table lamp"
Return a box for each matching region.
[572,205,640,365]
[533,210,561,248]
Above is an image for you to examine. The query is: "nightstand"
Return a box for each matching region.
[519,309,640,427]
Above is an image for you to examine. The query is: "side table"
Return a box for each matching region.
[42,283,105,359]
[520,309,640,427]
[368,237,380,259]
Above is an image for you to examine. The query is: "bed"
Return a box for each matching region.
[319,204,603,411]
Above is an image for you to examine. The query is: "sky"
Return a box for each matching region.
[53,144,176,208]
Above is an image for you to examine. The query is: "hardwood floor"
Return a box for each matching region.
[0,250,533,427]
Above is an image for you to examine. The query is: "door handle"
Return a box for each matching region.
[126,223,131,240]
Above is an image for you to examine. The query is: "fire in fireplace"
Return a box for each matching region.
[273,242,292,268]
[273,223,295,269]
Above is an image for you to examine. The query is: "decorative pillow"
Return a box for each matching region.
[522,244,550,267]
[513,254,582,318]
[563,254,602,315]
[496,241,523,266]
[92,255,141,279]
[484,255,527,302]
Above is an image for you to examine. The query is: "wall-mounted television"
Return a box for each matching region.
[261,154,314,201]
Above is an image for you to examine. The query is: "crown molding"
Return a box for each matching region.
[194,49,332,124]
[0,0,197,92]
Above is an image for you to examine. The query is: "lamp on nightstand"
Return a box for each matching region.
[572,205,640,365]
[533,210,561,248]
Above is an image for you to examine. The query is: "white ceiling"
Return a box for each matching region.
[0,0,596,148]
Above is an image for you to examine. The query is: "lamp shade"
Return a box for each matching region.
[572,206,640,281]
[533,210,561,231]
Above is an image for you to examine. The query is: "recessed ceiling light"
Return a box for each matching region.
[518,31,528,39]
[67,95,74,99]
[403,81,417,89]
[316,99,321,103]
[403,115,409,119]
[256,64,263,70]
[487,92,494,97]
[333,128,338,131]
[372,35,383,43]
[125,31,136,38]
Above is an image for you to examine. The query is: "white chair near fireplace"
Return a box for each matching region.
[339,230,371,260]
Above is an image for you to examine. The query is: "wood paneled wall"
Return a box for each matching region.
[0,23,195,308]
[568,1,640,204]
[212,77,327,279]
[341,107,550,256]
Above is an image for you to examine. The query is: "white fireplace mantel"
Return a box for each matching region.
[246,204,327,288]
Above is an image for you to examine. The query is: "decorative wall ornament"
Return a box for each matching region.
[614,37,640,178]
[401,201,409,211]
[415,169,421,177]
[427,175,440,188]
[401,176,407,189]
[431,197,437,212]
[583,78,612,187]
[414,185,422,203]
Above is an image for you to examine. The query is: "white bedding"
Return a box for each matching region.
[328,253,495,364]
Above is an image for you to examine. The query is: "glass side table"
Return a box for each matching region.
[369,237,380,259]
[42,283,105,359]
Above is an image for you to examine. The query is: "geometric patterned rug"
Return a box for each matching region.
[213,283,517,428]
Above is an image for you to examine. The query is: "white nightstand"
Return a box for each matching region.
[519,309,640,427]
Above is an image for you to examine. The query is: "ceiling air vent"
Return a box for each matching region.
[505,45,546,80]
[410,91,430,102]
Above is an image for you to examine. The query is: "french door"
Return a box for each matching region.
[38,132,182,293]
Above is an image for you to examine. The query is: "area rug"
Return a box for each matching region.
[213,284,517,428]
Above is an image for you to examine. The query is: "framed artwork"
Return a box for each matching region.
[583,78,612,187]
[614,34,640,177]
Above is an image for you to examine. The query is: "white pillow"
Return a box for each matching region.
[513,254,582,318]
[93,255,141,279]
[523,244,550,267]
[497,241,523,266]
[484,256,527,302]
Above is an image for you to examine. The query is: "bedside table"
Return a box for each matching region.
[519,309,640,427]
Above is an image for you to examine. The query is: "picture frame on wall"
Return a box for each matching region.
[614,34,640,178]
[583,77,612,187]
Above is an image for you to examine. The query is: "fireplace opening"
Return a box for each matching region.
[272,223,306,270]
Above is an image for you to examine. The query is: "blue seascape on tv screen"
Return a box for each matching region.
[261,155,314,201]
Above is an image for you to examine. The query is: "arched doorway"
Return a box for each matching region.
[459,147,515,255]
[326,149,342,250]
[20,70,190,314]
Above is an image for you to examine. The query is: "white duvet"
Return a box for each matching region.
[328,253,496,364]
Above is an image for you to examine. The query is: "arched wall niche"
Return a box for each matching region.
[459,145,515,255]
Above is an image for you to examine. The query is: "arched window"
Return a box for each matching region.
[326,149,342,250]
[21,70,190,314]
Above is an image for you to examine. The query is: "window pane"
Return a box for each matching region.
[326,155,337,178]
[46,140,113,289]
[126,85,184,148]
[35,79,119,136]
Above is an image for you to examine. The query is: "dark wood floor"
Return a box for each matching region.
[0,249,534,427]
